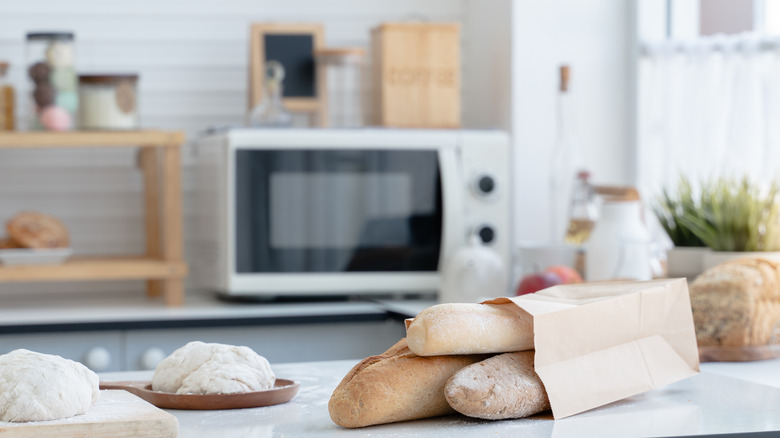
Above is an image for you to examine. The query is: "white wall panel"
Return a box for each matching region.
[0,0,469,296]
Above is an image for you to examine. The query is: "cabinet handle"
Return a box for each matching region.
[83,347,112,372]
[140,347,166,370]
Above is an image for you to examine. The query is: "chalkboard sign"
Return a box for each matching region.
[249,24,324,112]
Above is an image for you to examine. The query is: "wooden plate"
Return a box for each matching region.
[99,379,299,410]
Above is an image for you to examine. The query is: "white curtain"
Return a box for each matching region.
[637,33,780,197]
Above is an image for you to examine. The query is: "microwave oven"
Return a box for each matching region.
[192,129,511,298]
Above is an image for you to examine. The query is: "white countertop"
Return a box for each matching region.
[100,358,780,438]
[0,289,418,329]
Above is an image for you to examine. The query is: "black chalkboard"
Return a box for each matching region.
[264,34,316,98]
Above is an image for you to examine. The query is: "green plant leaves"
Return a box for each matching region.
[653,176,780,251]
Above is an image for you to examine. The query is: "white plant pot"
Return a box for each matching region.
[702,250,780,271]
[665,247,708,279]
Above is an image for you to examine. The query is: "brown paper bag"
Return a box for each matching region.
[482,278,699,419]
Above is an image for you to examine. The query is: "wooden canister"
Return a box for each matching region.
[371,22,460,128]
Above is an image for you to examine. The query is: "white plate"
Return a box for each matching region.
[0,248,73,266]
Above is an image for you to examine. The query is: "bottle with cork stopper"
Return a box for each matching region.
[0,61,15,130]
[549,64,584,243]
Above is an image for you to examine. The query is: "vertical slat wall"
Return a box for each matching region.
[0,0,469,294]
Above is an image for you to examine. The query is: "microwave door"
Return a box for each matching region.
[437,147,465,270]
[233,149,443,277]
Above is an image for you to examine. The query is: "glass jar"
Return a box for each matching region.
[315,48,365,128]
[26,32,77,131]
[78,74,139,130]
[0,61,14,130]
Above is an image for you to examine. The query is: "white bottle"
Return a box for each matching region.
[585,200,652,282]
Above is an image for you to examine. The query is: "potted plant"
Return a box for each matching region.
[656,176,780,275]
[653,176,708,278]
[682,176,780,268]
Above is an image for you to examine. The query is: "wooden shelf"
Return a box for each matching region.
[0,131,185,149]
[0,257,188,282]
[0,130,188,306]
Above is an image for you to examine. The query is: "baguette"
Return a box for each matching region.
[406,302,534,356]
[445,351,550,420]
[328,338,489,428]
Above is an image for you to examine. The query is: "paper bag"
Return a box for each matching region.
[482,278,699,419]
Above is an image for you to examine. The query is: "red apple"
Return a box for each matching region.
[515,272,563,296]
[544,265,583,284]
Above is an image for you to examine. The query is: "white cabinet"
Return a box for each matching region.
[0,331,123,372]
[0,318,406,372]
[123,319,405,371]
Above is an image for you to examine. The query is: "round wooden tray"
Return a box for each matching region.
[699,345,780,362]
[99,379,299,410]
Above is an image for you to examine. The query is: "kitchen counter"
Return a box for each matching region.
[100,358,780,438]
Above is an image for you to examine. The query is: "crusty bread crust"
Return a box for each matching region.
[406,303,534,356]
[328,338,489,428]
[444,351,550,420]
[690,258,780,347]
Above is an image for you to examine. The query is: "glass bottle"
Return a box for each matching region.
[565,170,598,245]
[0,61,14,130]
[549,65,583,243]
[247,60,292,128]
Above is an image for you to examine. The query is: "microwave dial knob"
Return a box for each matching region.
[476,225,496,244]
[474,174,497,197]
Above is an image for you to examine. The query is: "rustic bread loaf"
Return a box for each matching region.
[328,338,489,428]
[690,257,780,348]
[406,302,534,356]
[444,351,550,420]
[6,211,69,248]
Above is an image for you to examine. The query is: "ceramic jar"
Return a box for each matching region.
[78,74,139,130]
[585,200,652,282]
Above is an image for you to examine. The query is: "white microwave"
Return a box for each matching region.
[192,129,511,298]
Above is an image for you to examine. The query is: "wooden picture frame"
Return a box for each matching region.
[249,23,324,113]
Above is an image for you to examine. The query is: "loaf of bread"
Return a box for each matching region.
[328,338,490,428]
[444,351,550,420]
[690,257,780,348]
[406,302,534,356]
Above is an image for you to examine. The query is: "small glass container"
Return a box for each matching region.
[0,61,14,130]
[315,48,365,128]
[247,60,292,128]
[26,32,77,131]
[78,74,139,130]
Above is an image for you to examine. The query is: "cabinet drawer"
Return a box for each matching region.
[0,331,123,372]
[124,319,405,371]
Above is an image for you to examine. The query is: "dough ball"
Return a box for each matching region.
[151,341,275,395]
[0,349,99,423]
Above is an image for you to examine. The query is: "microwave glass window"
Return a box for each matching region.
[235,149,442,273]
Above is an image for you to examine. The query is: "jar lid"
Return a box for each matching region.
[315,48,366,57]
[78,74,139,84]
[26,32,75,41]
